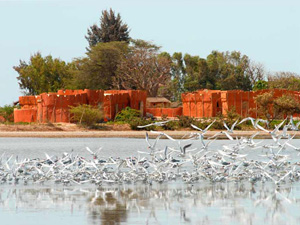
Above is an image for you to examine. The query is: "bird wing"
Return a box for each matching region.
[86,147,95,155]
[256,124,269,133]
[145,132,151,146]
[204,119,216,131]
[137,123,153,128]
[231,119,239,131]
[223,121,230,131]
[191,124,203,131]
[238,117,250,125]
[163,133,176,142]
[223,131,234,140]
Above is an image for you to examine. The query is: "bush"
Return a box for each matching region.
[163,120,178,130]
[129,118,154,130]
[177,115,195,128]
[273,94,300,119]
[225,107,240,121]
[0,105,16,122]
[114,107,141,122]
[69,104,103,127]
[269,119,287,130]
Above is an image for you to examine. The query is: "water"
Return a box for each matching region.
[1,137,300,225]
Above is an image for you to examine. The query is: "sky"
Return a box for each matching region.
[0,0,299,105]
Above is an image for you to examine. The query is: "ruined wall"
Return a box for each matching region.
[14,96,38,123]
[14,89,147,123]
[146,107,183,118]
[182,90,222,118]
[37,92,88,123]
[104,90,147,119]
[221,89,300,119]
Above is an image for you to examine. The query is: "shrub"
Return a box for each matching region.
[225,106,240,121]
[163,120,178,130]
[129,118,154,130]
[114,107,141,122]
[273,94,300,119]
[0,105,15,122]
[177,115,195,128]
[69,104,103,127]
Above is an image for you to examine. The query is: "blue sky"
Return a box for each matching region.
[0,0,299,105]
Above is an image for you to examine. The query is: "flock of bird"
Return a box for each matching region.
[1,116,300,186]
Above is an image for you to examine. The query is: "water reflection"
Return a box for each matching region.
[1,183,300,224]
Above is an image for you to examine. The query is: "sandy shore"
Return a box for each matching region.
[0,130,299,139]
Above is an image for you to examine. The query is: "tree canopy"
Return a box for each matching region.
[67,41,128,90]
[267,72,300,91]
[114,40,171,97]
[13,52,74,95]
[85,8,130,48]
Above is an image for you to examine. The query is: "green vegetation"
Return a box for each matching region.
[115,107,141,122]
[85,8,130,48]
[0,105,16,122]
[14,52,74,95]
[69,104,103,127]
[254,92,300,121]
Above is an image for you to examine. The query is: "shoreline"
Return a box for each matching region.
[0,130,299,139]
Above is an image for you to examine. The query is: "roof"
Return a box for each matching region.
[147,97,171,103]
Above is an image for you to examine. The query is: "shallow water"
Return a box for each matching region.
[0,137,300,225]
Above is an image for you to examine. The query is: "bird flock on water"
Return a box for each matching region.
[1,116,300,186]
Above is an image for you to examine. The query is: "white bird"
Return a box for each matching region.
[191,119,216,134]
[137,120,171,128]
[223,119,239,133]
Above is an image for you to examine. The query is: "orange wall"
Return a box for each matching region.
[14,108,37,123]
[146,107,183,118]
[14,89,147,123]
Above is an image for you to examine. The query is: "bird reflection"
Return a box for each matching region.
[0,183,300,225]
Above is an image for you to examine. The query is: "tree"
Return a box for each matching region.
[158,52,186,101]
[268,72,300,90]
[273,94,300,119]
[183,51,253,92]
[14,52,74,95]
[254,91,274,121]
[114,40,171,97]
[247,61,265,86]
[85,8,130,48]
[68,42,128,90]
[253,80,268,91]
[210,51,252,91]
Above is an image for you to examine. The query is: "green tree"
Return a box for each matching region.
[85,8,130,48]
[158,52,186,101]
[253,80,268,91]
[114,40,171,97]
[209,51,252,91]
[14,52,74,95]
[68,41,128,90]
